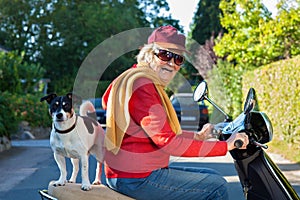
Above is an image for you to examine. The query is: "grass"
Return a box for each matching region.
[268,138,300,164]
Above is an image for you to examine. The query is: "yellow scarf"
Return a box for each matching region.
[105,65,182,154]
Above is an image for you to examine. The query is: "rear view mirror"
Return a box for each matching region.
[193,81,231,121]
[244,88,256,114]
[193,81,208,102]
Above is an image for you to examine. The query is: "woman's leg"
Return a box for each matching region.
[169,165,222,175]
[107,166,228,200]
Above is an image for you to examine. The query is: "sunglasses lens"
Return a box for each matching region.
[157,50,172,61]
[174,55,184,65]
[155,49,185,66]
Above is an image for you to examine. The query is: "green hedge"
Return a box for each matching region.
[243,56,300,162]
[207,56,299,162]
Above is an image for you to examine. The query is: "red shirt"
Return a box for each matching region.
[103,70,228,178]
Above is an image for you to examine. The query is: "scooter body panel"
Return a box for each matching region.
[234,149,300,200]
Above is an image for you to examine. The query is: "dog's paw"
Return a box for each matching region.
[53,180,66,187]
[67,180,75,183]
[92,180,101,185]
[81,183,92,191]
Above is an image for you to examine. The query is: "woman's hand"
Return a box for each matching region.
[226,132,249,151]
[194,123,216,141]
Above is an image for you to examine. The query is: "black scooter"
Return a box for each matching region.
[193,81,300,200]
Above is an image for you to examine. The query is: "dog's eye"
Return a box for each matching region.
[50,103,58,113]
[63,102,71,110]
[52,104,58,109]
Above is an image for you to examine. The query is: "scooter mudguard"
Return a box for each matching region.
[234,149,300,200]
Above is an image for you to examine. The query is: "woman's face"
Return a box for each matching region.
[149,50,182,85]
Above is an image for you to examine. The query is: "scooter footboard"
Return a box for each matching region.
[234,149,300,200]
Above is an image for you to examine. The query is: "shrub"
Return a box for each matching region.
[243,56,300,162]
[0,92,19,138]
[0,51,45,94]
[207,60,255,121]
[9,93,52,129]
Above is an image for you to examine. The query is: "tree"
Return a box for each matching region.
[186,0,224,80]
[0,0,180,93]
[214,0,300,68]
[199,0,300,119]
[0,51,47,138]
[0,51,45,94]
[192,0,223,45]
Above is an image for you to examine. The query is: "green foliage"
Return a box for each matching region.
[190,0,300,162]
[0,0,180,93]
[10,93,52,128]
[0,0,182,138]
[0,51,22,93]
[0,92,51,138]
[0,92,19,138]
[207,55,300,162]
[207,61,253,120]
[191,0,223,45]
[188,0,223,82]
[243,56,300,162]
[215,0,300,67]
[0,51,47,138]
[0,51,46,94]
[263,5,300,59]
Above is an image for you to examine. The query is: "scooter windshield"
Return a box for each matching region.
[222,113,246,135]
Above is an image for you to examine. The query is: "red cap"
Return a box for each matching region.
[148,25,187,53]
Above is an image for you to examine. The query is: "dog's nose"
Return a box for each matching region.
[56,113,63,119]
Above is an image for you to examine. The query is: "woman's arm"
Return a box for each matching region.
[129,78,228,157]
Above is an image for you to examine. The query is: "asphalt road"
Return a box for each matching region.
[0,139,299,200]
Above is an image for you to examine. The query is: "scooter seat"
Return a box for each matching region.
[47,181,135,200]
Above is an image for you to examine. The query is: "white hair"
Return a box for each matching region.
[136,43,161,65]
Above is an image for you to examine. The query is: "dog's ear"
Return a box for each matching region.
[40,93,57,104]
[66,92,82,105]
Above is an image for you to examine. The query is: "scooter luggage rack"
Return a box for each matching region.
[39,190,58,200]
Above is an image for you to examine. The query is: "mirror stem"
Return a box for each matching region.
[204,96,231,121]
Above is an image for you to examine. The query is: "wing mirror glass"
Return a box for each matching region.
[193,81,208,102]
[193,81,232,121]
[244,88,256,114]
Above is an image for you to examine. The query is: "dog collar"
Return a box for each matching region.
[54,116,77,134]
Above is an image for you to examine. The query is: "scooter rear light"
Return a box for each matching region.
[201,108,209,115]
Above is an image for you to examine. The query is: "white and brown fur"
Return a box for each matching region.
[41,93,105,191]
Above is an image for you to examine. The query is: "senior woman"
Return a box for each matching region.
[102,25,248,200]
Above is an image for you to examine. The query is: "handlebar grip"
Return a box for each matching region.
[234,139,244,149]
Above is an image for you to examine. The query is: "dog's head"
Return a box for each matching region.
[40,93,80,122]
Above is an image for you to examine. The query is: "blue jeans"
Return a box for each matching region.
[106,166,229,200]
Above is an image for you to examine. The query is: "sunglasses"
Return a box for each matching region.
[154,49,185,66]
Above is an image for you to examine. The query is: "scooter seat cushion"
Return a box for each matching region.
[47,181,134,200]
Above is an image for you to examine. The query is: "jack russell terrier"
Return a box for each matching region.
[41,93,105,191]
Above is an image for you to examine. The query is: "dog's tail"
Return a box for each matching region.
[80,101,97,120]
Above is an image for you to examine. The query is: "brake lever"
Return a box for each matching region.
[212,129,221,139]
[251,139,268,149]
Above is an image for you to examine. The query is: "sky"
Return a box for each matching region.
[166,0,278,34]
[166,0,199,34]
